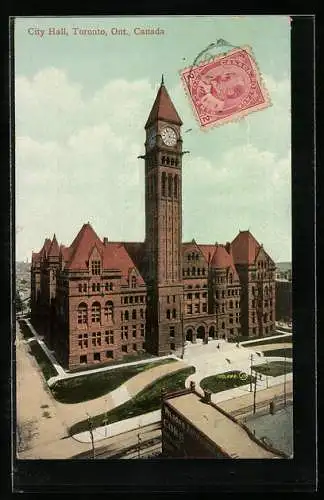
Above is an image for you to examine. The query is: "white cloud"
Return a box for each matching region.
[15,67,291,262]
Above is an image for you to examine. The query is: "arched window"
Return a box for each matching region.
[168,174,173,198]
[78,283,82,293]
[188,254,191,261]
[192,267,196,276]
[131,276,137,288]
[166,309,171,319]
[166,156,170,165]
[162,156,165,165]
[170,158,174,166]
[202,268,205,275]
[222,322,225,329]
[162,172,166,197]
[104,301,114,322]
[132,309,137,320]
[91,302,101,323]
[229,300,233,309]
[77,303,88,324]
[174,175,178,199]
[172,309,177,319]
[125,310,129,321]
[264,286,269,296]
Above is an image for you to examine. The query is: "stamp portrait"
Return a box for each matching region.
[180,46,271,129]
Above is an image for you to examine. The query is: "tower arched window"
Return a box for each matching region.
[229,300,233,309]
[104,301,114,322]
[192,267,196,276]
[166,156,170,165]
[132,309,137,320]
[91,302,101,323]
[162,172,166,197]
[170,158,174,166]
[174,175,178,199]
[124,310,129,321]
[77,303,88,324]
[172,309,177,319]
[168,174,173,198]
[166,309,171,319]
[162,156,166,165]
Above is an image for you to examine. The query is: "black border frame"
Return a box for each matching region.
[3,12,317,494]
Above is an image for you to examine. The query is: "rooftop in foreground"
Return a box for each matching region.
[165,391,281,459]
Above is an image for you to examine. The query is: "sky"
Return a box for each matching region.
[14,16,291,263]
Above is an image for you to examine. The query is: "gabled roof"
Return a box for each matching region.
[145,82,183,129]
[231,230,261,265]
[210,244,239,281]
[66,223,103,270]
[48,234,59,257]
[197,244,217,265]
[64,223,145,284]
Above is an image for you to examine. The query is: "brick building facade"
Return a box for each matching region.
[31,80,276,369]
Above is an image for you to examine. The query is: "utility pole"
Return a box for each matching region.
[253,369,257,414]
[137,422,141,459]
[86,412,96,459]
[284,348,287,406]
[250,353,253,392]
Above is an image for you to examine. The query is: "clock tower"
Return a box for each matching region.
[142,77,184,355]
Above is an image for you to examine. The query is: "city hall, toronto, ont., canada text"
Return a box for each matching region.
[31,80,276,370]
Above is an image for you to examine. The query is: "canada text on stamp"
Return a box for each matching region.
[180,46,271,130]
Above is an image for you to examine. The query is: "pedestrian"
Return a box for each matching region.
[217,343,220,349]
[259,373,262,381]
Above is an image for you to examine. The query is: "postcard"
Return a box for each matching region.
[14,15,294,470]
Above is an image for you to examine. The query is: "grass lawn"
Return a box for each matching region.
[67,351,157,374]
[200,371,255,393]
[242,335,292,347]
[18,320,34,340]
[69,365,195,436]
[265,348,293,358]
[28,340,58,380]
[51,358,177,404]
[252,361,292,377]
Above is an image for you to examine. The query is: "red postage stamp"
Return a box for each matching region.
[180,46,271,130]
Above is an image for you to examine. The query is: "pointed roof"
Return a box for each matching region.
[66,223,104,270]
[48,234,60,257]
[145,81,183,129]
[231,230,261,265]
[210,245,232,268]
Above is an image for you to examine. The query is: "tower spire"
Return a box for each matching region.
[161,74,164,86]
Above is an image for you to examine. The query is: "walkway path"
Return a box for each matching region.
[253,343,292,352]
[54,359,187,428]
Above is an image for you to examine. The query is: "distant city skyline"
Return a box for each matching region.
[15,16,291,262]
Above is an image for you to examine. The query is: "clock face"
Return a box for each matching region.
[161,127,177,147]
[147,129,156,149]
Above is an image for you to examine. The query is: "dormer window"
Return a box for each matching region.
[131,276,137,288]
[91,260,101,275]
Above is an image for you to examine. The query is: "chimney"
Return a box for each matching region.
[225,242,231,254]
[103,237,108,246]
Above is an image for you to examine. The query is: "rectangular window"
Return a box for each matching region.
[94,352,101,361]
[140,296,144,303]
[135,296,139,303]
[124,296,129,304]
[97,283,101,292]
[129,296,133,304]
[122,345,128,353]
[194,304,200,314]
[195,293,199,299]
[170,327,175,337]
[80,355,87,364]
[133,326,137,338]
[170,343,175,351]
[167,296,170,304]
[187,304,192,314]
[133,343,137,351]
[202,303,207,313]
[140,324,145,336]
[83,283,87,292]
[91,260,101,275]
[106,351,113,359]
[173,295,176,303]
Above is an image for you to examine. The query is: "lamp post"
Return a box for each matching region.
[253,369,257,414]
[249,353,253,392]
[86,412,95,460]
